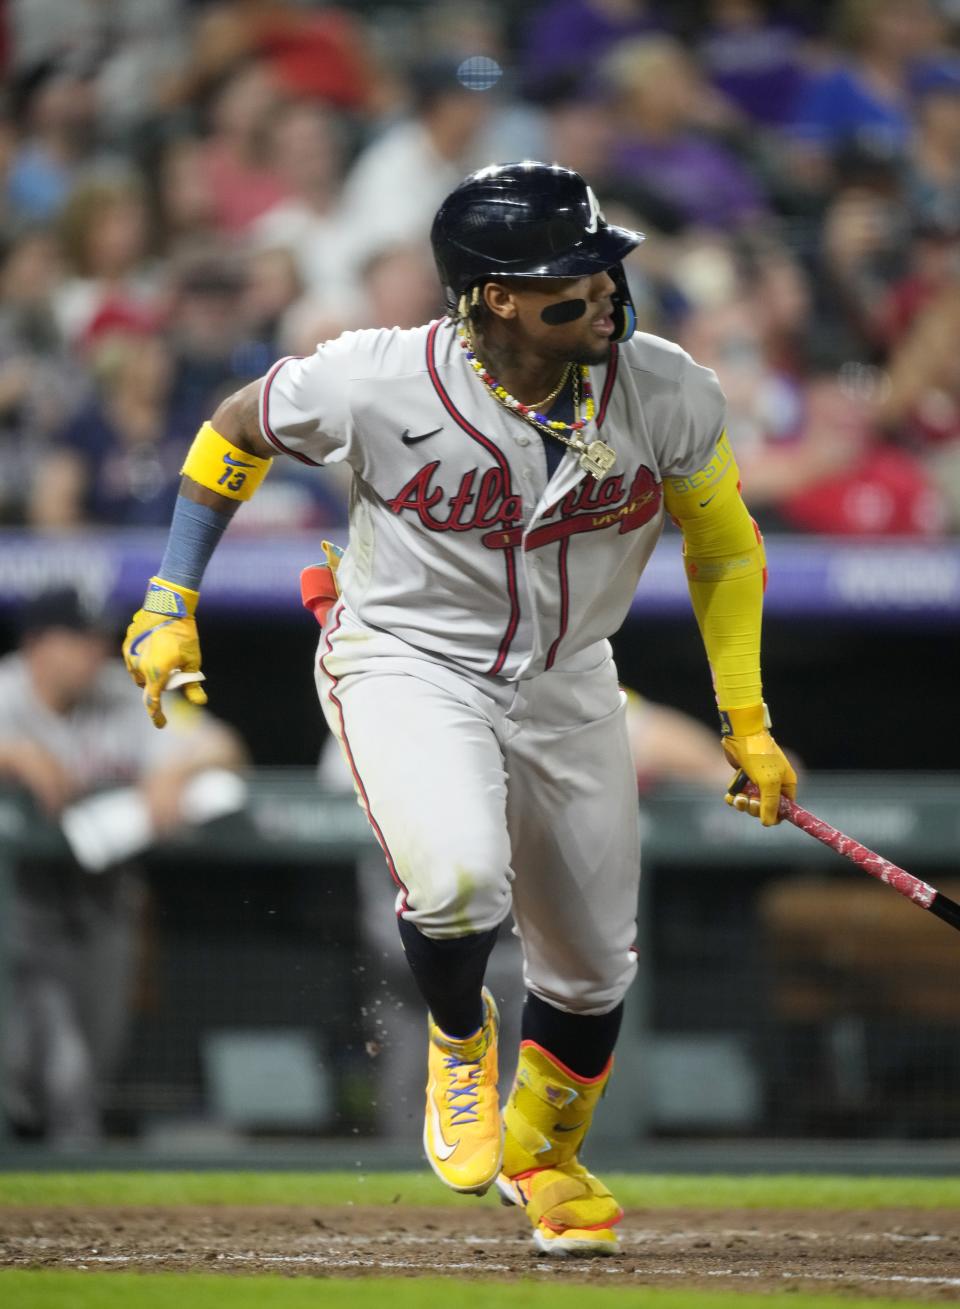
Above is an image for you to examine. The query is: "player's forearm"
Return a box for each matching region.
[0,742,26,779]
[140,721,248,830]
[144,720,248,790]
[155,381,274,591]
[663,434,765,711]
[684,551,764,710]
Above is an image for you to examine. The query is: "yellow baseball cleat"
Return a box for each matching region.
[497,1040,623,1256]
[423,988,502,1195]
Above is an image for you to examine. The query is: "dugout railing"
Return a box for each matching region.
[1,772,958,1168]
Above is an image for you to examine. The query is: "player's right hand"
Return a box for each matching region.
[122,577,207,729]
[720,703,796,827]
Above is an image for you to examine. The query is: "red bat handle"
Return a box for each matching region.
[739,783,960,932]
[776,794,937,908]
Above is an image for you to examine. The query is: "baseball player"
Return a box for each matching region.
[123,163,796,1256]
[1,586,246,1145]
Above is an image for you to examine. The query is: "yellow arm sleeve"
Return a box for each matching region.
[662,432,766,711]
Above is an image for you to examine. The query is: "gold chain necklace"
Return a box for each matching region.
[527,364,572,413]
[458,323,617,480]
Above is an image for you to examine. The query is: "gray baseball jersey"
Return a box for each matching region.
[0,655,186,789]
[259,319,725,678]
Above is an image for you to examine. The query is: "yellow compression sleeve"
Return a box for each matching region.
[180,422,272,501]
[662,432,765,711]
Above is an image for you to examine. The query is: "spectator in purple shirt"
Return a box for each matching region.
[520,0,661,96]
[605,36,768,231]
[697,0,808,127]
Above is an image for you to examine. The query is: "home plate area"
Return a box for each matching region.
[3,1205,960,1297]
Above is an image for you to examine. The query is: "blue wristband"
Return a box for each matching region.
[157,495,231,592]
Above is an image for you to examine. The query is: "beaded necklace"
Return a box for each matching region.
[457,321,617,480]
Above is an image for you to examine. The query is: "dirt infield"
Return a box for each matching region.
[2,1204,959,1299]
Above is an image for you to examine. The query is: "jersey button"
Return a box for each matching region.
[516,436,530,447]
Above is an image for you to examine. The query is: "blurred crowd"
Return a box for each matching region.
[0,0,959,538]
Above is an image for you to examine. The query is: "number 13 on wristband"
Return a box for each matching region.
[181,423,271,500]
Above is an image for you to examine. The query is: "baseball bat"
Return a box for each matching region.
[739,781,960,932]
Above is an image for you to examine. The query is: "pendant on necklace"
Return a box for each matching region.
[578,439,617,480]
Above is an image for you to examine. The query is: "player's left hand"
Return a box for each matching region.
[123,578,207,729]
[720,704,796,826]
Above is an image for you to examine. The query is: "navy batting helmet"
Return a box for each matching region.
[430,161,644,342]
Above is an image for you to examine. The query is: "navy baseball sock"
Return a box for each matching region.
[522,992,623,1079]
[397,916,499,1039]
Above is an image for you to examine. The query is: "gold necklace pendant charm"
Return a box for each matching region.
[578,439,617,480]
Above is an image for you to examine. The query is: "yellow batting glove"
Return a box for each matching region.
[720,703,796,827]
[122,578,208,729]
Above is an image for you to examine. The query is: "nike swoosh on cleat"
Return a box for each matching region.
[429,1092,458,1161]
[553,1121,586,1132]
[401,426,443,444]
